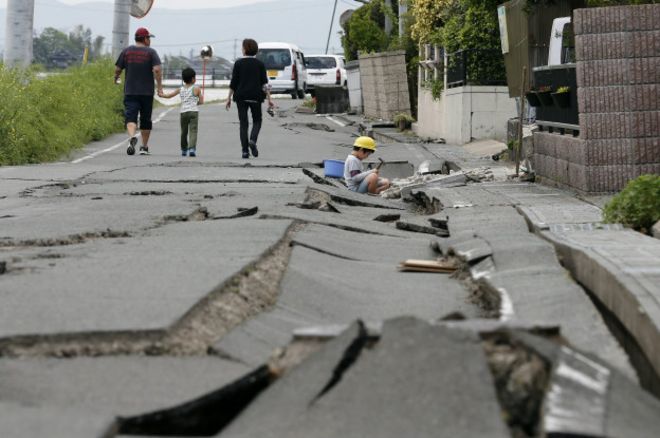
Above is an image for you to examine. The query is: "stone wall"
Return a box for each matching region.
[358,50,410,120]
[534,4,660,193]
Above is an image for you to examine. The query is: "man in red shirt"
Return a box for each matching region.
[114,27,163,155]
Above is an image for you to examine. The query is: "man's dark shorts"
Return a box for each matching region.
[124,95,153,130]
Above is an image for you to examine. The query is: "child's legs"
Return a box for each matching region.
[376,177,390,194]
[187,112,199,149]
[248,101,263,144]
[367,173,380,194]
[356,178,370,193]
[180,113,190,150]
[236,101,250,150]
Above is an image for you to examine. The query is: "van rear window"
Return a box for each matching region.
[256,49,292,70]
[307,57,337,69]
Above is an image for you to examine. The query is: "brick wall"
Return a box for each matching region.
[358,50,411,120]
[534,4,660,193]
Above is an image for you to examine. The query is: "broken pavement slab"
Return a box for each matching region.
[305,184,405,210]
[291,223,437,263]
[277,246,478,324]
[214,240,479,367]
[507,331,660,438]
[87,165,305,185]
[0,356,250,438]
[541,227,660,393]
[0,401,114,438]
[417,188,635,380]
[219,318,509,438]
[0,219,292,340]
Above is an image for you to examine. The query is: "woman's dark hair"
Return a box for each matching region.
[242,38,258,56]
[182,67,196,84]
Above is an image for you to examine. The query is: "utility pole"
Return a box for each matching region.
[112,0,130,59]
[399,0,408,37]
[384,0,392,36]
[3,0,35,68]
[325,0,339,54]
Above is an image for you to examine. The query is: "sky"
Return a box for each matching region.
[1,0,276,8]
[0,0,362,60]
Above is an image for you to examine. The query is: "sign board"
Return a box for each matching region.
[130,0,154,19]
[498,5,509,54]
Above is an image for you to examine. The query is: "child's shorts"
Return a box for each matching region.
[350,177,385,194]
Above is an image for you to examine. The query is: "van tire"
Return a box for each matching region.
[297,86,305,99]
[290,90,298,99]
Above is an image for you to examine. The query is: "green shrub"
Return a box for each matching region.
[603,174,660,233]
[0,58,124,165]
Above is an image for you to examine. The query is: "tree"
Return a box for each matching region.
[341,0,393,61]
[33,25,104,69]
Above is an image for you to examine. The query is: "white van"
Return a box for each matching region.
[256,42,308,99]
[305,54,347,97]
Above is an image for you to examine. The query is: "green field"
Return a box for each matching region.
[0,59,124,166]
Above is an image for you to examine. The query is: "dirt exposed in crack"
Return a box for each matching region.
[405,189,441,214]
[164,222,303,354]
[0,230,131,248]
[482,332,551,438]
[450,261,501,319]
[161,206,210,224]
[126,190,173,196]
[0,222,302,358]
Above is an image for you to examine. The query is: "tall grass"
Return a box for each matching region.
[0,58,124,165]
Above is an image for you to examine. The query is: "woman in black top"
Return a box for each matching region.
[226,39,274,159]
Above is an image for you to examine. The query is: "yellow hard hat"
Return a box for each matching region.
[353,136,377,151]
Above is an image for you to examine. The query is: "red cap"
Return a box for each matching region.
[135,27,155,38]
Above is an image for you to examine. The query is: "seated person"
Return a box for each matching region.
[344,136,390,194]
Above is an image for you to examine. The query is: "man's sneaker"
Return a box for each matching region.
[248,140,259,158]
[181,149,188,157]
[188,148,196,157]
[139,146,150,155]
[127,136,138,155]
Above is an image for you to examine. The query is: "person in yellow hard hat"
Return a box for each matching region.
[343,136,390,194]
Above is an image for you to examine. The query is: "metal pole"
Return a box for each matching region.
[4,0,35,68]
[384,0,392,35]
[325,0,339,54]
[202,59,207,99]
[112,0,130,60]
[398,0,407,37]
[516,66,527,177]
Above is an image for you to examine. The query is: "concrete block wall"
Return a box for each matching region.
[535,4,660,193]
[416,86,516,144]
[358,50,410,120]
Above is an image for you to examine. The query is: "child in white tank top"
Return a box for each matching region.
[158,67,204,156]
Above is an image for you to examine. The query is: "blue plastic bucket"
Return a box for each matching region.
[323,159,345,178]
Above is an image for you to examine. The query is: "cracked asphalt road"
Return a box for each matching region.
[2,99,658,437]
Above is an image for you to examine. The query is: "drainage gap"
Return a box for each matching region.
[584,287,660,398]
[311,320,371,403]
[117,364,277,436]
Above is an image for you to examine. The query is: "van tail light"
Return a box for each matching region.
[336,68,341,84]
[292,63,297,81]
